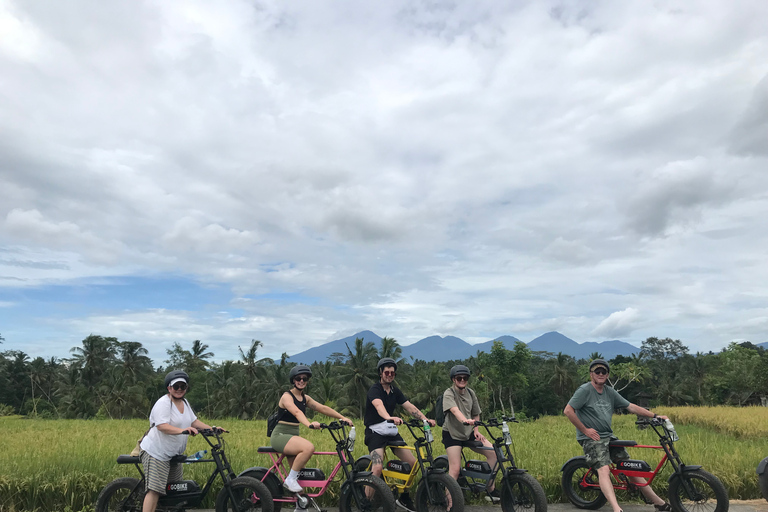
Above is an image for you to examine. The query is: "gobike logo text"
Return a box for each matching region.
[389,463,405,471]
[167,483,188,491]
[467,463,485,471]
[619,462,644,469]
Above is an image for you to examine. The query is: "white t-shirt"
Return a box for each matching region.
[140,394,197,461]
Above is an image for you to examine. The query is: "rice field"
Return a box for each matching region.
[2,407,767,511]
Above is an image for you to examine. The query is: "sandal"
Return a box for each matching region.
[655,503,672,511]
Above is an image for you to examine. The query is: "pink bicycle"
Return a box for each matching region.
[239,421,394,512]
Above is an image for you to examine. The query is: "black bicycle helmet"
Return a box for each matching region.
[164,370,190,388]
[289,365,312,384]
[450,365,471,379]
[377,357,397,373]
[589,359,610,372]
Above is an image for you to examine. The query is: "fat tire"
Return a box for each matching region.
[354,456,373,473]
[215,476,275,512]
[240,470,283,512]
[759,468,768,503]
[668,469,729,512]
[561,459,607,510]
[339,474,396,512]
[414,472,465,512]
[501,473,548,512]
[95,477,144,512]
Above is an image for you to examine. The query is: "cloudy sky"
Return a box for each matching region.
[1,0,767,364]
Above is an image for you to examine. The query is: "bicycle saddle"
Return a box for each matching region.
[385,440,408,447]
[609,440,637,447]
[117,455,141,464]
[257,446,279,453]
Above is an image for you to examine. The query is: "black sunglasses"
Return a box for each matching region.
[592,368,608,375]
[295,376,310,382]
[172,382,188,391]
[454,375,470,382]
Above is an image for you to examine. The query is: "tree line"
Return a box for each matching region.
[1,332,767,420]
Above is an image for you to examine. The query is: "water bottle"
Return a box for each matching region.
[502,420,512,446]
[664,419,679,442]
[423,419,433,443]
[192,449,207,460]
[348,426,356,451]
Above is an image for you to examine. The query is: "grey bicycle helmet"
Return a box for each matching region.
[450,365,471,379]
[164,370,189,388]
[289,365,312,384]
[377,357,397,373]
[589,359,610,373]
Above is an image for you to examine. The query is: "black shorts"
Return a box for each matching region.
[442,430,482,449]
[364,428,407,451]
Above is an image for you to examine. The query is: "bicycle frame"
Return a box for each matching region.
[115,429,240,508]
[436,417,527,494]
[243,421,365,506]
[570,419,697,493]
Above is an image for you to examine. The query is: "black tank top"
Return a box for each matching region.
[278,392,307,424]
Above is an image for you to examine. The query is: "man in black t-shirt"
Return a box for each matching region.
[364,358,435,512]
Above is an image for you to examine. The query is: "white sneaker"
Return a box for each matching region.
[284,478,302,493]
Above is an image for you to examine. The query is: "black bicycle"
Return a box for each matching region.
[96,428,274,512]
[562,418,728,512]
[433,416,547,512]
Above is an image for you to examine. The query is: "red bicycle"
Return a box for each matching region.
[561,418,728,512]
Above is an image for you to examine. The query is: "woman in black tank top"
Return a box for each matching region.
[271,365,353,493]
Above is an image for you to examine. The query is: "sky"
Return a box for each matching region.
[1,0,767,365]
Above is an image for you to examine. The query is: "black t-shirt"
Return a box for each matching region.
[364,382,408,426]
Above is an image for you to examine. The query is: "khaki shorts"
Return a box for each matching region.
[579,437,629,469]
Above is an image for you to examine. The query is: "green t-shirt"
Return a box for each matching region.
[568,382,630,441]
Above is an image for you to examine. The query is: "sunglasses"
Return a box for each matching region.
[172,382,188,391]
[294,376,310,383]
[454,375,469,382]
[592,368,608,375]
[382,371,396,377]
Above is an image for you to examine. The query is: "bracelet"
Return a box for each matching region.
[653,413,657,418]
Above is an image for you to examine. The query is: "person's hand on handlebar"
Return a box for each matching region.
[340,417,354,427]
[182,427,199,436]
[390,417,403,425]
[463,419,478,426]
[212,425,228,434]
[308,421,321,429]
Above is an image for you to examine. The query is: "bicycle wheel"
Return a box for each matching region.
[95,477,144,512]
[239,470,283,512]
[215,476,275,512]
[501,473,548,512]
[561,458,607,510]
[414,472,465,512]
[339,474,396,512]
[668,469,729,512]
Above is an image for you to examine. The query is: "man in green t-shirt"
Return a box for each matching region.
[564,359,670,512]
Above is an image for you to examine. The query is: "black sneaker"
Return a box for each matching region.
[396,493,417,512]
[485,488,501,503]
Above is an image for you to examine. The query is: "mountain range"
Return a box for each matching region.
[286,330,641,364]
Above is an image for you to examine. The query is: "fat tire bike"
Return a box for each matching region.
[561,418,728,512]
[239,421,395,512]
[354,419,465,512]
[96,428,274,512]
[432,416,547,512]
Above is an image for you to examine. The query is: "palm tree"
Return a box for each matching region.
[189,340,214,372]
[548,352,577,406]
[337,338,378,418]
[69,335,117,389]
[115,341,152,384]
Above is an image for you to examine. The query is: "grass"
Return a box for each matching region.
[1,407,767,511]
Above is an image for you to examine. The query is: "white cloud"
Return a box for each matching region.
[1,0,768,359]
[592,308,641,338]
